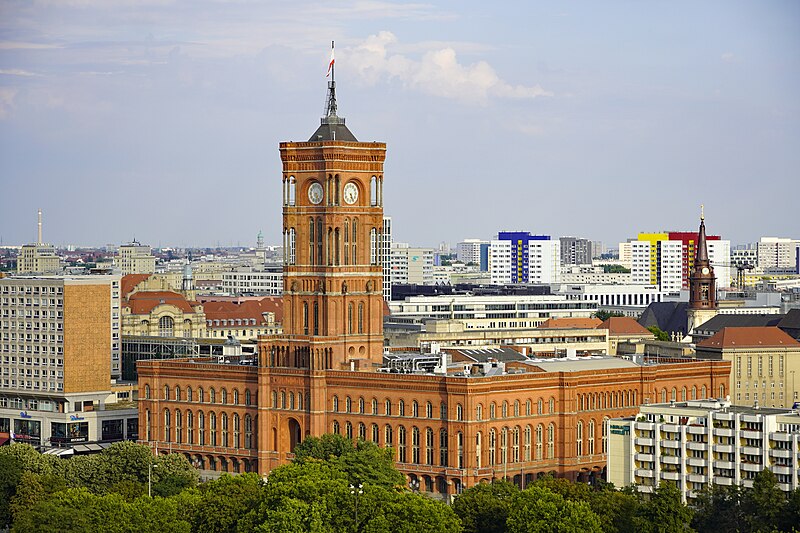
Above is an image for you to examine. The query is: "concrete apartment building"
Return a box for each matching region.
[490,232,561,285]
[0,275,136,451]
[559,237,592,266]
[114,241,157,275]
[607,399,800,502]
[758,237,800,272]
[221,266,283,296]
[390,244,434,285]
[457,239,489,266]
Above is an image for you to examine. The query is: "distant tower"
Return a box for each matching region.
[257,230,265,250]
[687,206,718,336]
[37,209,43,244]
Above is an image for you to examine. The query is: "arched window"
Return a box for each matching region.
[489,429,497,465]
[333,420,340,434]
[476,431,483,468]
[186,387,192,402]
[198,411,205,445]
[287,176,296,205]
[372,398,378,414]
[345,421,352,439]
[358,302,364,334]
[399,399,405,416]
[602,416,609,453]
[412,401,419,418]
[385,424,393,446]
[661,389,667,403]
[198,387,204,403]
[719,384,725,398]
[526,399,532,416]
[332,396,339,412]
[547,423,555,459]
[398,426,407,462]
[317,218,323,266]
[370,176,378,206]
[289,228,296,264]
[298,392,304,410]
[537,399,543,414]
[359,397,365,414]
[245,389,252,406]
[588,419,596,455]
[244,415,253,449]
[174,409,182,444]
[535,424,543,460]
[385,399,392,416]
[412,427,420,464]
[456,404,463,421]
[514,400,520,417]
[359,422,366,441]
[351,218,357,265]
[576,421,584,456]
[232,413,240,448]
[671,387,677,402]
[348,303,354,334]
[490,403,496,419]
[163,409,171,442]
[174,386,180,401]
[346,396,352,413]
[692,385,697,400]
[313,302,319,335]
[702,385,707,399]
[681,387,687,401]
[372,423,379,443]
[524,425,532,461]
[221,388,227,404]
[426,427,435,465]
[548,398,555,414]
[290,392,295,410]
[476,404,483,421]
[511,427,519,463]
[281,391,286,409]
[209,412,217,446]
[186,410,194,444]
[426,401,433,418]
[220,413,228,447]
[159,316,174,337]
[163,385,169,400]
[209,388,216,404]
[502,401,508,418]
[440,403,447,420]
[343,220,349,265]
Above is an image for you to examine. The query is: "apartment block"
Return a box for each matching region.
[490,232,560,285]
[631,235,730,293]
[390,244,434,285]
[607,399,800,503]
[114,241,157,275]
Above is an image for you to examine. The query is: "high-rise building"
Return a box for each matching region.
[757,237,800,271]
[114,241,157,275]
[382,217,392,300]
[490,232,560,284]
[559,237,592,266]
[0,275,136,448]
[390,244,434,286]
[456,239,488,265]
[17,210,60,275]
[630,229,730,293]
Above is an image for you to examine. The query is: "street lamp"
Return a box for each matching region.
[349,483,363,531]
[148,460,159,498]
[409,478,420,493]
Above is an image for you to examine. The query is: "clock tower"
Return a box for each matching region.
[687,206,718,337]
[269,70,386,371]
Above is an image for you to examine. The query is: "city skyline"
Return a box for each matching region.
[1,1,799,248]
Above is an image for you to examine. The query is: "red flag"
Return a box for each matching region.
[326,47,335,77]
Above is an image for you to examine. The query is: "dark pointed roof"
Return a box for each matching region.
[308,78,358,142]
[638,302,689,337]
[695,210,709,265]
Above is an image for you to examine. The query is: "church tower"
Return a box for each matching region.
[687,206,718,336]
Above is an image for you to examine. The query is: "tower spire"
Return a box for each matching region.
[308,41,357,142]
[324,41,338,120]
[695,205,709,265]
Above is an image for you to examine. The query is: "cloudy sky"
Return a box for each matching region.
[0,1,798,249]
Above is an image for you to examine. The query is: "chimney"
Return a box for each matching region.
[37,209,42,244]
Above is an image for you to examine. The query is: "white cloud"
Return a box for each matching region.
[0,69,41,77]
[721,52,735,63]
[0,88,18,119]
[344,31,552,104]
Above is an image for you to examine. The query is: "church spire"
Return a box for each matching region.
[695,204,709,265]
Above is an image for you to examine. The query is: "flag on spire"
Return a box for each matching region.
[326,42,335,77]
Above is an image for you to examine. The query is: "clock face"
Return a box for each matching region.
[701,267,709,275]
[308,182,323,205]
[343,182,359,204]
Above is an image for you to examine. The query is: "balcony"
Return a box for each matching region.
[661,440,680,449]
[635,438,654,447]
[779,483,793,492]
[714,477,734,486]
[741,446,762,455]
[741,463,763,473]
[742,479,754,488]
[770,448,793,459]
[635,469,655,478]
[715,460,734,469]
[771,465,792,475]
[687,442,708,452]
[661,455,681,465]
[635,453,654,462]
[661,471,681,481]
[770,432,793,442]
[637,485,654,494]
[687,457,707,467]
[635,421,655,431]
[661,423,680,433]
[741,430,762,440]
[688,474,706,483]
[714,444,734,454]
[687,425,707,435]
[714,428,735,437]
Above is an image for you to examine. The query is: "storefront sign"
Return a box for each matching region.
[20,411,32,418]
[70,415,85,421]
[610,424,630,435]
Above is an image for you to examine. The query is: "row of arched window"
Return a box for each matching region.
[577,390,638,411]
[331,421,460,468]
[331,396,458,420]
[659,384,724,403]
[476,398,556,421]
[575,417,610,457]
[144,409,255,450]
[145,384,254,406]
[272,390,305,411]
[479,424,557,466]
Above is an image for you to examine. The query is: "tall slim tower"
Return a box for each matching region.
[687,206,718,336]
[270,59,386,370]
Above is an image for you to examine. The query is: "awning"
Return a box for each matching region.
[43,447,74,457]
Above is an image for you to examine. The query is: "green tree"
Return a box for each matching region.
[588,484,640,533]
[507,485,602,533]
[9,471,67,523]
[190,473,263,533]
[647,326,670,341]
[778,487,800,533]
[292,433,356,462]
[453,480,518,533]
[594,310,625,321]
[101,441,154,485]
[0,442,59,475]
[152,453,199,496]
[528,475,592,502]
[691,484,744,533]
[0,454,23,528]
[634,482,694,533]
[742,469,785,533]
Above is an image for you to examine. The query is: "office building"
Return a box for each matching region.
[17,210,60,275]
[490,232,560,285]
[114,241,157,276]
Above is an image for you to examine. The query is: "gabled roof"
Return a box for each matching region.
[539,317,602,329]
[203,297,283,325]
[598,316,653,336]
[697,327,800,349]
[125,291,195,315]
[695,313,784,333]
[121,274,152,299]
[638,302,689,336]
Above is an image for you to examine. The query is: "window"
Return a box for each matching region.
[399,399,405,416]
[398,426,407,462]
[371,398,378,414]
[576,421,583,456]
[547,423,555,459]
[159,316,174,337]
[385,399,392,416]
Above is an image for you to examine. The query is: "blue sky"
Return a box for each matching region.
[1,1,798,248]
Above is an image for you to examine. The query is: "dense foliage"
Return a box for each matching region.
[2,439,798,532]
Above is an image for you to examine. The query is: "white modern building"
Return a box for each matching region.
[386,293,598,330]
[390,244,434,285]
[607,399,800,503]
[220,266,283,296]
[552,283,666,316]
[489,233,560,285]
[630,237,730,293]
[382,216,393,300]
